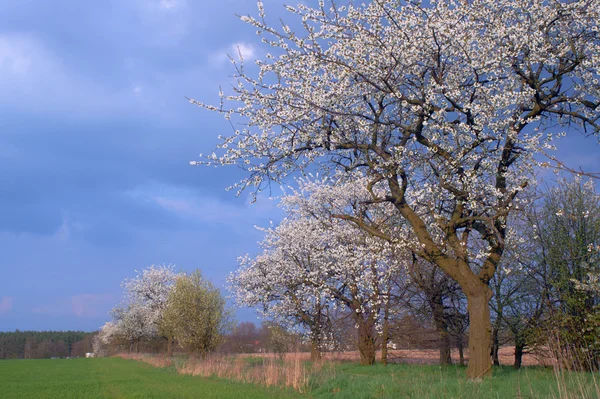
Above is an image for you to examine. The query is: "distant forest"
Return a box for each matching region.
[0,331,96,359]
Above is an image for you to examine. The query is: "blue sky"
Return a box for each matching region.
[0,0,598,332]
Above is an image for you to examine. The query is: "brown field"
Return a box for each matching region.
[240,346,546,367]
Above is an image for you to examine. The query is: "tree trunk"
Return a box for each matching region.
[167,336,173,357]
[381,302,390,366]
[466,285,493,380]
[458,337,465,366]
[492,308,503,366]
[439,332,452,366]
[135,339,140,354]
[514,343,523,369]
[310,339,321,362]
[513,331,525,370]
[356,314,376,365]
[491,326,500,366]
[432,297,452,365]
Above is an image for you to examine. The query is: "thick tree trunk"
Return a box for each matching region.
[310,339,321,362]
[466,286,493,380]
[356,314,376,365]
[135,339,140,354]
[167,336,173,357]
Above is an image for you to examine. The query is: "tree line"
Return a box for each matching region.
[0,331,95,359]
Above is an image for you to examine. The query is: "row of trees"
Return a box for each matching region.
[189,0,600,379]
[94,179,598,372]
[229,177,600,370]
[97,266,230,357]
[0,331,94,359]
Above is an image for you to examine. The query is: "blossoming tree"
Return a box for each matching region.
[192,0,600,378]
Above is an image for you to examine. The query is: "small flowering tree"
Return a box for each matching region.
[192,0,600,378]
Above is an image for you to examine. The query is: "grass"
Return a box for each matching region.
[1,356,598,398]
[308,363,599,399]
[0,357,299,399]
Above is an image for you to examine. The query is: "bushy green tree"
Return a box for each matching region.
[162,270,231,357]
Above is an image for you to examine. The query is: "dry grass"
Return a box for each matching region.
[116,352,314,393]
[117,353,173,368]
[546,334,600,399]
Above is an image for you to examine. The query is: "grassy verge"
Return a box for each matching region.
[1,356,597,398]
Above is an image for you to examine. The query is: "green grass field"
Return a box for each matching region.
[1,357,598,398]
[0,358,299,399]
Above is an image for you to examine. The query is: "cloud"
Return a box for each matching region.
[0,296,13,314]
[211,42,257,66]
[33,294,114,318]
